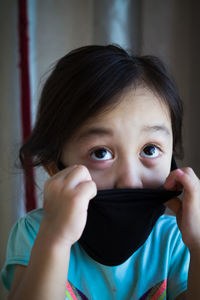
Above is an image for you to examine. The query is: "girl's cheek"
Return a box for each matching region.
[143,169,170,188]
[140,156,164,168]
[91,174,114,190]
[86,165,115,189]
[86,159,114,171]
[139,158,171,188]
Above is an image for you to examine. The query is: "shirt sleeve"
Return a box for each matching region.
[1,209,43,290]
[167,218,190,300]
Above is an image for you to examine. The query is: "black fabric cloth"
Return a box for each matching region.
[79,188,181,266]
[58,156,181,266]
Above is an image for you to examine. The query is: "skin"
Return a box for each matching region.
[8,87,200,300]
[61,86,173,190]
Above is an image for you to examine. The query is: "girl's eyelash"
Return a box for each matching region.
[140,143,162,158]
[88,143,163,161]
[89,146,113,161]
[90,146,111,153]
[144,143,161,150]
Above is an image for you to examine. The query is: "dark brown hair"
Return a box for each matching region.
[19,44,183,171]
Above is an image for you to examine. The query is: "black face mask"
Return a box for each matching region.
[58,158,181,266]
[78,188,181,266]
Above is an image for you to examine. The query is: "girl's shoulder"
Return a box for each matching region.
[153,213,180,241]
[157,213,177,226]
[23,208,44,227]
[13,208,44,240]
[6,208,44,259]
[1,209,44,290]
[156,213,179,234]
[150,213,188,258]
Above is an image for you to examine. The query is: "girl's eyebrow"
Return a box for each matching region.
[78,128,114,140]
[78,124,171,140]
[142,125,171,136]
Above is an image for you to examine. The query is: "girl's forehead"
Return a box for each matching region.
[85,87,171,126]
[75,87,172,141]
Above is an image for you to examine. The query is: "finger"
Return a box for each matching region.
[48,164,78,181]
[177,168,200,196]
[164,168,200,203]
[75,180,97,205]
[62,165,92,189]
[164,169,184,191]
[48,164,91,187]
[44,164,78,193]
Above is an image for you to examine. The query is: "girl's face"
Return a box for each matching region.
[61,87,173,190]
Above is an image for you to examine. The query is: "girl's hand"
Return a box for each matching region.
[164,168,200,251]
[42,165,97,248]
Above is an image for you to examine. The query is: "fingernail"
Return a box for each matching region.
[177,169,184,175]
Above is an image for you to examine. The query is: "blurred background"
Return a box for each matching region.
[0,0,200,298]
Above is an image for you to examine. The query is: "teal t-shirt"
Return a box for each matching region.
[1,209,190,300]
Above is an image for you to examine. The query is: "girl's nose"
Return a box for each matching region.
[114,161,143,189]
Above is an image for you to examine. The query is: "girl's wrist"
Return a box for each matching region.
[38,217,73,251]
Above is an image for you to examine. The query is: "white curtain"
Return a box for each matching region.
[0,1,199,299]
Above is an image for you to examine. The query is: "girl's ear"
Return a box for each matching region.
[44,162,60,176]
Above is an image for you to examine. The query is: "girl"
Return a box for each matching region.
[2,45,200,300]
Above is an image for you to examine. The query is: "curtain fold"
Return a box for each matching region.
[18,0,37,212]
[93,0,141,52]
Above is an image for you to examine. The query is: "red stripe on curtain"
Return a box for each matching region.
[18,0,36,211]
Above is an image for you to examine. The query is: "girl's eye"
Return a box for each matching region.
[90,148,113,161]
[140,145,160,158]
